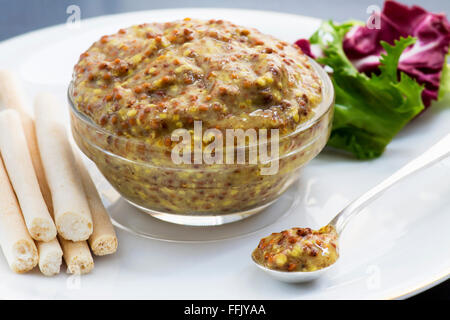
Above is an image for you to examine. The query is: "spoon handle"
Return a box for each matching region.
[330,133,450,234]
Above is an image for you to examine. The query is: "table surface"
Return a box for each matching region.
[0,0,448,300]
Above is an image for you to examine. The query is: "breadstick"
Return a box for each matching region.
[0,71,63,275]
[0,157,38,273]
[0,110,57,241]
[36,239,63,276]
[59,236,94,275]
[34,93,93,241]
[0,70,28,113]
[0,70,53,213]
[75,154,118,256]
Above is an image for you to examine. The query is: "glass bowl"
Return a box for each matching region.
[68,59,334,226]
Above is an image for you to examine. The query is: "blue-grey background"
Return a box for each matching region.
[0,0,448,300]
[1,0,449,41]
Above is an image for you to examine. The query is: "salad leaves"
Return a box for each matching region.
[343,0,450,107]
[309,21,425,159]
[439,54,450,100]
[295,1,450,159]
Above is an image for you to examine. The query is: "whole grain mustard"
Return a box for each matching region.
[70,19,329,215]
[72,19,322,140]
[252,226,339,272]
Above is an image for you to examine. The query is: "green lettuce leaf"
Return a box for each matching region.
[310,21,425,159]
[438,57,450,100]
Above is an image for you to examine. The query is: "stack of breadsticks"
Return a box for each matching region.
[0,70,117,276]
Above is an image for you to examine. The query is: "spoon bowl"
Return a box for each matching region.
[252,256,338,283]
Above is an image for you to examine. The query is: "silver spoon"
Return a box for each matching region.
[252,133,450,283]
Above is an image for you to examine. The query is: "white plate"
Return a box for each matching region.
[0,8,449,299]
